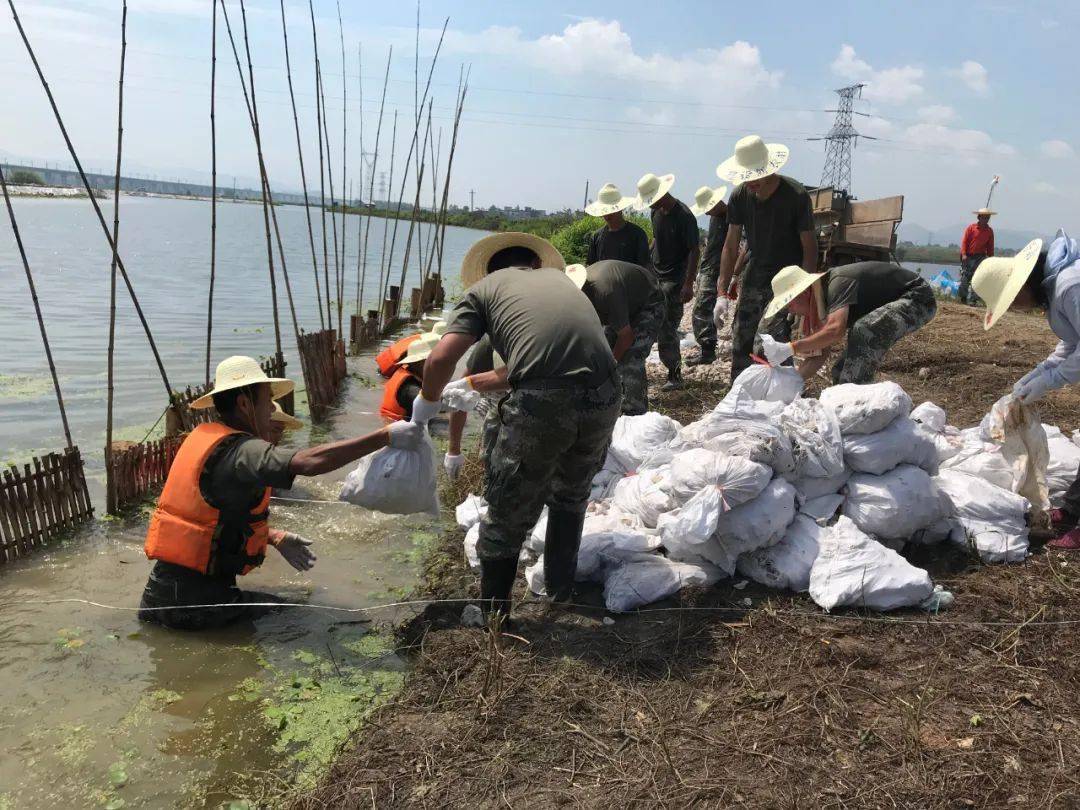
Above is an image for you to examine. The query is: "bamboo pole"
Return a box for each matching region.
[336,0,347,330]
[374,111,398,327]
[419,123,442,293]
[355,46,391,333]
[106,0,128,514]
[308,0,332,329]
[395,100,433,306]
[206,0,217,387]
[0,165,73,448]
[352,41,365,327]
[433,68,470,289]
[7,0,174,399]
[279,0,325,331]
[316,60,342,338]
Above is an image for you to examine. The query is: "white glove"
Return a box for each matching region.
[410,392,442,425]
[441,377,483,412]
[387,419,423,450]
[713,297,732,331]
[1014,373,1054,405]
[760,334,794,365]
[443,453,464,480]
[1014,367,1043,392]
[275,532,316,572]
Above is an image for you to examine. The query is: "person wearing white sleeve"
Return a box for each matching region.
[973,233,1080,550]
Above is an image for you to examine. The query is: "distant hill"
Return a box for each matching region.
[900,222,1048,251]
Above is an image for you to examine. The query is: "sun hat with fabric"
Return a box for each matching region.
[973,208,996,216]
[972,238,1044,330]
[564,263,588,290]
[764,264,827,320]
[271,401,304,431]
[192,355,294,410]
[399,333,443,366]
[585,183,637,217]
[634,172,676,209]
[716,135,790,185]
[460,232,565,290]
[689,184,729,216]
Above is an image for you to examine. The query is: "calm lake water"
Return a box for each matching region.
[0,195,487,808]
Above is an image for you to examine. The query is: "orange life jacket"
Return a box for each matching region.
[144,422,271,576]
[375,333,421,378]
[380,366,419,423]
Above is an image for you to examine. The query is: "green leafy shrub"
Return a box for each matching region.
[549,214,653,265]
[9,169,45,186]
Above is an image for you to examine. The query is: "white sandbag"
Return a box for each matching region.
[603,553,721,613]
[910,402,965,461]
[683,401,795,474]
[910,401,948,433]
[455,494,488,530]
[792,469,851,502]
[842,418,940,476]
[934,470,1030,563]
[339,438,439,515]
[590,467,623,502]
[612,468,674,528]
[713,385,787,421]
[1045,431,1080,506]
[800,493,844,522]
[441,384,483,413]
[464,524,480,569]
[982,394,1049,515]
[523,507,549,553]
[663,448,772,507]
[809,516,934,611]
[782,398,845,478]
[842,465,949,541]
[524,556,545,594]
[657,487,725,549]
[730,362,804,405]
[737,514,822,592]
[820,381,912,435]
[941,439,1017,491]
[606,413,682,474]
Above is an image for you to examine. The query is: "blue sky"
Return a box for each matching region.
[2,0,1077,236]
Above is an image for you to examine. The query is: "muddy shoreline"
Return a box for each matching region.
[293,301,1080,808]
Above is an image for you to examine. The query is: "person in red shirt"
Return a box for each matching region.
[959,208,996,305]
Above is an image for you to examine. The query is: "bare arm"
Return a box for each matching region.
[612,325,634,362]
[469,366,510,392]
[717,224,743,294]
[681,246,700,302]
[800,230,818,275]
[421,333,477,402]
[288,429,390,477]
[448,410,467,455]
[795,352,830,381]
[792,306,848,357]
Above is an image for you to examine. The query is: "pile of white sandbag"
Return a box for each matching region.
[454,365,1078,615]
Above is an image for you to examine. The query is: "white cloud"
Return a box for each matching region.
[1033,181,1059,194]
[917,105,957,124]
[1041,18,1060,30]
[830,44,924,105]
[444,20,782,102]
[1041,139,1075,159]
[954,61,989,95]
[901,123,1014,164]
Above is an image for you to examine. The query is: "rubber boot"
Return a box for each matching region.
[687,347,716,367]
[543,509,586,604]
[478,556,518,620]
[661,369,684,392]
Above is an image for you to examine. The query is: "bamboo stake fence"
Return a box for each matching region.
[206,0,218,385]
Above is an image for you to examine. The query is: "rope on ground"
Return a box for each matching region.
[138,404,171,444]
[3,596,1080,628]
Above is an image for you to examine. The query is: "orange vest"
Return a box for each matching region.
[375,333,421,378]
[144,422,271,576]
[380,366,419,422]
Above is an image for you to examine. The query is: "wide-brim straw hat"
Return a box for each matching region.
[565,263,588,289]
[973,208,997,216]
[689,184,729,216]
[764,264,827,320]
[973,238,1044,330]
[399,333,442,366]
[460,232,565,290]
[635,172,676,209]
[271,401,304,431]
[716,135,789,184]
[585,183,637,217]
[192,355,294,410]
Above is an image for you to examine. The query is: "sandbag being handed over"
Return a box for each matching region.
[340,434,439,515]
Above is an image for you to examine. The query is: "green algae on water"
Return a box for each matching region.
[0,373,54,402]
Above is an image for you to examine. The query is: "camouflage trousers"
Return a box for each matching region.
[619,289,665,415]
[692,264,721,351]
[832,285,937,384]
[656,279,686,376]
[478,378,621,561]
[731,271,779,382]
[138,561,284,630]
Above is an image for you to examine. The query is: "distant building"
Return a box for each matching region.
[495,204,548,221]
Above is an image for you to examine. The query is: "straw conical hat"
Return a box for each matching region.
[460,232,565,289]
[716,135,789,184]
[192,355,294,410]
[973,208,996,216]
[271,401,303,431]
[565,263,588,289]
[585,183,636,217]
[689,184,729,216]
[399,333,442,366]
[973,238,1044,330]
[764,264,826,320]
[634,172,676,209]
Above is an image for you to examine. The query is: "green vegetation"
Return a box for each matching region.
[549,213,654,265]
[895,240,1019,265]
[8,169,45,186]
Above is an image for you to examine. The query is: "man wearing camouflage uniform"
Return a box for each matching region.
[760,261,938,384]
[715,135,817,383]
[687,185,729,366]
[415,233,620,624]
[566,260,664,415]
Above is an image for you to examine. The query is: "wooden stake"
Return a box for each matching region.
[356,46,391,331]
[7,0,174,398]
[395,100,433,307]
[279,0,325,330]
[433,67,470,289]
[106,0,128,514]
[337,0,347,330]
[375,110,399,328]
[308,0,333,329]
[316,60,342,338]
[206,0,217,386]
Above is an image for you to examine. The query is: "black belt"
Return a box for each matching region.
[514,375,613,391]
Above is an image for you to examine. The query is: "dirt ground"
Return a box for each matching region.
[294,301,1080,809]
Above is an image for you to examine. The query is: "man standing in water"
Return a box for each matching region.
[585,183,651,267]
[415,233,620,624]
[715,135,817,382]
[637,172,700,391]
[138,356,422,630]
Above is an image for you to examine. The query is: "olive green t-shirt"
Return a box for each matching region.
[826,261,927,324]
[582,260,660,331]
[727,175,813,275]
[447,266,616,385]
